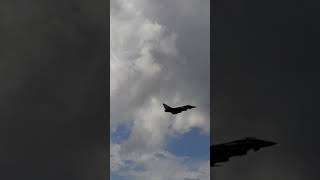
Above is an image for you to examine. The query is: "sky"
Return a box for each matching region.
[212,0,320,179]
[110,0,210,179]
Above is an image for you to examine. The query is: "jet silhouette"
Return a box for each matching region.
[163,103,196,114]
[211,137,277,167]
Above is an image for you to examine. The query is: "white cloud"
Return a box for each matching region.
[110,0,178,128]
[110,143,124,172]
[110,0,210,179]
[173,110,209,134]
[112,147,210,180]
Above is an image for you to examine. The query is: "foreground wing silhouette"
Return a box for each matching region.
[163,103,196,114]
[211,137,277,167]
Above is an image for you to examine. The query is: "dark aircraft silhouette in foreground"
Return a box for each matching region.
[163,103,196,114]
[211,137,277,167]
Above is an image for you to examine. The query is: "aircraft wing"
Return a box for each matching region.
[175,105,195,113]
[210,138,276,166]
[211,145,249,166]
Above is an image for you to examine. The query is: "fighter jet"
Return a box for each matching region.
[211,137,277,167]
[163,103,196,114]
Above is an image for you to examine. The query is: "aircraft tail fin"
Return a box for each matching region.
[163,103,171,110]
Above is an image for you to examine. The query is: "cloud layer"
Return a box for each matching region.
[111,0,210,179]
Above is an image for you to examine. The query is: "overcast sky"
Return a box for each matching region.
[110,0,210,179]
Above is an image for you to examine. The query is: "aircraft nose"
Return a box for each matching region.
[263,141,277,147]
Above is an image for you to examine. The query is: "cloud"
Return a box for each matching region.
[111,0,179,128]
[111,0,210,179]
[111,145,209,180]
[124,152,210,180]
[111,143,124,172]
[111,0,210,140]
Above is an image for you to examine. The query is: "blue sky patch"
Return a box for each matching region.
[166,128,210,160]
[111,125,131,143]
